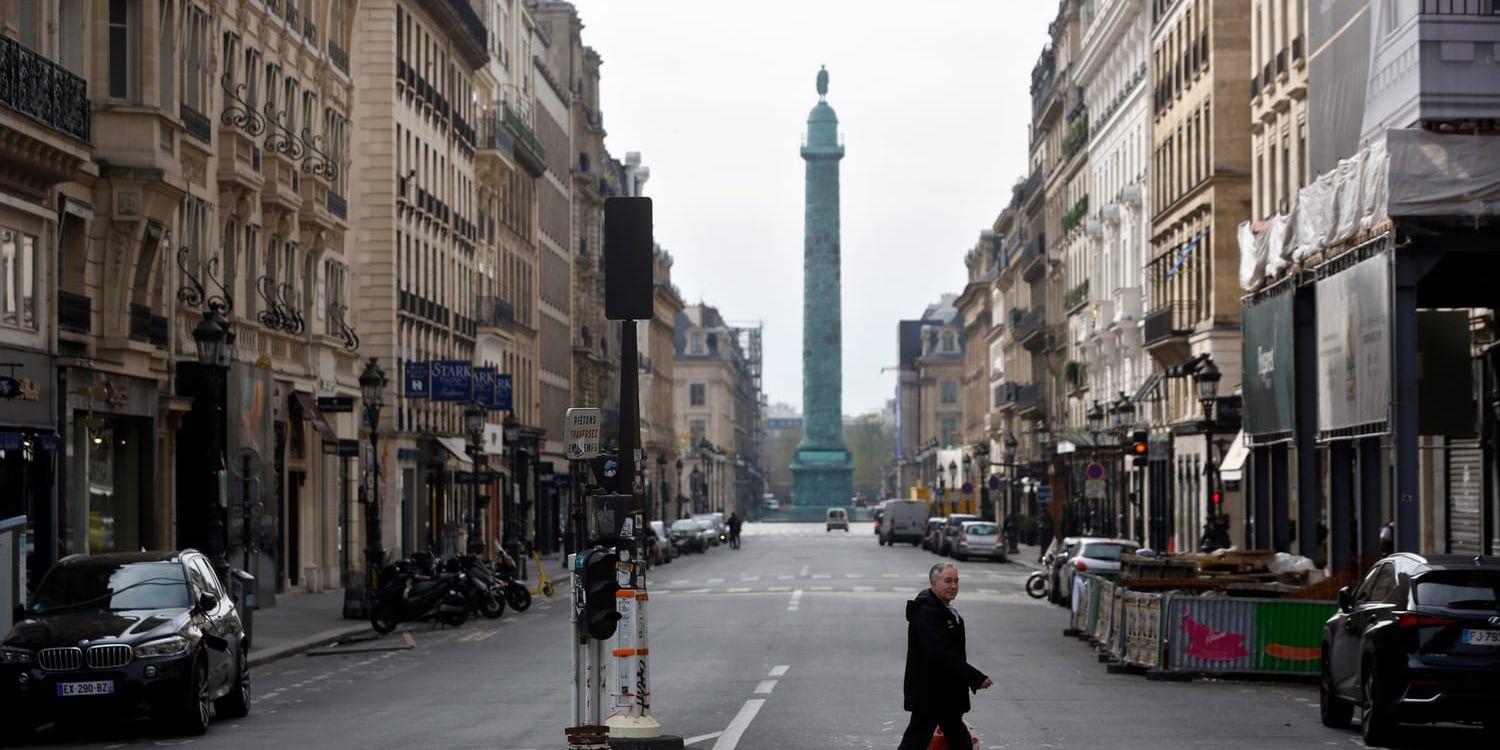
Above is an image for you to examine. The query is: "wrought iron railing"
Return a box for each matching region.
[299,126,339,182]
[262,106,305,160]
[329,41,349,74]
[502,100,546,163]
[1020,233,1047,273]
[220,73,266,135]
[1421,0,1499,14]
[327,191,346,220]
[448,0,488,52]
[478,110,515,155]
[1014,306,1047,344]
[0,33,90,142]
[181,103,211,144]
[58,290,90,333]
[328,302,358,351]
[1143,301,1195,345]
[1063,280,1090,311]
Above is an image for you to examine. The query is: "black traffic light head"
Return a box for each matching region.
[581,547,622,640]
[1130,431,1149,467]
[604,198,653,321]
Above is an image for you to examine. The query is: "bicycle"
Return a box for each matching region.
[529,549,556,598]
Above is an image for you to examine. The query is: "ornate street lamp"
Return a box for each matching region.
[463,401,486,552]
[1087,400,1105,439]
[192,309,233,583]
[656,453,668,522]
[675,458,684,519]
[502,412,523,553]
[358,357,387,605]
[1195,357,1223,522]
[1195,357,1222,422]
[1034,419,1051,450]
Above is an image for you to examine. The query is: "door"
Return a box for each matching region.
[1330,563,1395,696]
[185,555,231,691]
[287,472,303,585]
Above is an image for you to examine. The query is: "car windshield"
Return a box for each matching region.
[30,560,190,613]
[697,521,714,529]
[1080,543,1136,561]
[965,524,998,535]
[1415,572,1500,611]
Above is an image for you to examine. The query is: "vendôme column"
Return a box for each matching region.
[790,66,854,520]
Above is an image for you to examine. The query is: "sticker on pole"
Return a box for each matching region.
[565,407,603,459]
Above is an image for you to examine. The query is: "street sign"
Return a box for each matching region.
[430,361,474,402]
[988,475,1001,491]
[565,407,603,459]
[1085,462,1105,481]
[316,395,355,413]
[961,482,974,495]
[403,361,430,399]
[1085,479,1107,500]
[0,375,19,399]
[1036,486,1053,503]
[454,470,499,485]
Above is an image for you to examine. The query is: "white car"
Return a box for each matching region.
[953,520,1006,562]
[1059,537,1139,599]
[825,507,849,532]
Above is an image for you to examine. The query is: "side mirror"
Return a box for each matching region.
[14,604,27,623]
[198,592,220,612]
[1337,586,1353,613]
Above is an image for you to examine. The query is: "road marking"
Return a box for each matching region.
[682,588,712,594]
[881,573,900,578]
[768,665,789,677]
[798,564,809,577]
[754,679,777,694]
[811,574,830,579]
[741,576,760,582]
[787,589,802,611]
[891,587,907,593]
[845,573,863,578]
[853,586,875,592]
[776,575,793,581]
[711,698,767,750]
[767,586,790,592]
[683,731,723,746]
[727,587,751,593]
[707,578,725,584]
[810,585,832,591]
[671,579,690,585]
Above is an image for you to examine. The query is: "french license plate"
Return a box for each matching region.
[57,680,114,697]
[1461,629,1500,646]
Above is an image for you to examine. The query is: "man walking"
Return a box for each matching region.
[728,512,743,549]
[899,562,991,749]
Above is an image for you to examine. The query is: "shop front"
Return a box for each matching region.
[63,369,161,558]
[0,346,58,590]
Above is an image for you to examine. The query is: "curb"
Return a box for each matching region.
[247,622,373,668]
[1005,557,1046,573]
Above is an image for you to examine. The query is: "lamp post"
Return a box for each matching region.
[675,458,684,519]
[464,401,486,553]
[690,465,704,514]
[1003,433,1019,548]
[1033,418,1053,533]
[946,459,958,517]
[1114,392,1135,540]
[359,358,387,604]
[656,454,668,523]
[962,452,973,515]
[1195,357,1223,536]
[192,309,234,584]
[503,412,524,563]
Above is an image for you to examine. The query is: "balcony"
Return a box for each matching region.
[1020,233,1047,282]
[1061,114,1089,160]
[993,381,1018,409]
[1014,383,1042,415]
[327,191,346,221]
[502,101,547,178]
[478,295,517,331]
[180,103,211,145]
[1014,306,1047,350]
[1060,196,1089,235]
[1063,280,1090,313]
[1143,300,1195,349]
[0,34,91,144]
[58,290,91,333]
[1292,34,1305,64]
[128,304,168,349]
[1276,49,1288,79]
[329,41,349,74]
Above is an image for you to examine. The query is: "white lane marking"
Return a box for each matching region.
[810,585,832,591]
[811,574,831,579]
[682,588,712,594]
[727,587,751,593]
[707,578,725,584]
[754,679,777,694]
[853,586,875,592]
[768,665,789,677]
[683,732,723,746]
[798,564,809,577]
[881,573,900,578]
[787,589,802,611]
[767,586,790,592]
[845,573,864,578]
[671,579,691,585]
[741,576,760,582]
[776,575,794,581]
[711,698,767,750]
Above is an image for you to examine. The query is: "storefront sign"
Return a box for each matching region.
[1242,291,1296,439]
[430,360,473,402]
[404,361,430,399]
[0,348,54,430]
[474,368,512,411]
[1316,253,1391,436]
[316,396,355,413]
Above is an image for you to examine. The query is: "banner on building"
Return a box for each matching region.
[404,361,430,399]
[1315,253,1391,437]
[474,368,513,411]
[1242,291,1296,440]
[1417,310,1476,437]
[430,361,474,402]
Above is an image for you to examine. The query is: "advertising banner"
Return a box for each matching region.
[1316,254,1391,436]
[430,360,473,402]
[403,361,430,399]
[474,367,496,409]
[1242,292,1296,439]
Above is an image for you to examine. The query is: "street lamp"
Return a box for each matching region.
[1195,357,1222,421]
[675,458,684,519]
[358,358,387,605]
[1087,400,1104,439]
[192,309,234,583]
[1195,357,1223,524]
[464,401,486,553]
[690,465,704,514]
[656,454,668,523]
[502,412,522,555]
[947,459,958,516]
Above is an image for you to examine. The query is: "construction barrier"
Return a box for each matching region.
[1121,589,1165,670]
[1070,573,1099,635]
[1160,595,1335,677]
[1092,577,1116,647]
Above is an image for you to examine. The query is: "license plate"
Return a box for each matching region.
[1461,629,1500,646]
[57,680,114,697]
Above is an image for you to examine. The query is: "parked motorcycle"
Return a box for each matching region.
[369,559,470,634]
[447,555,505,619]
[1025,552,1056,600]
[494,550,534,612]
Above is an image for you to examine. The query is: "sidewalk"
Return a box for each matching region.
[247,589,371,668]
[1007,544,1046,572]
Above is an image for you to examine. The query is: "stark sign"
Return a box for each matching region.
[565,407,602,460]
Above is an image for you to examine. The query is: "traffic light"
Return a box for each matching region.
[1130,431,1149,467]
[581,547,622,640]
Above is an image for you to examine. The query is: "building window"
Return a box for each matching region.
[940,417,958,447]
[689,419,706,446]
[689,333,705,355]
[108,0,136,101]
[1,228,38,330]
[940,380,958,404]
[942,330,957,352]
[690,383,706,406]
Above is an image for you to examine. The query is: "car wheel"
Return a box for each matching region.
[215,643,252,719]
[164,652,212,736]
[1319,652,1352,729]
[1361,664,1398,747]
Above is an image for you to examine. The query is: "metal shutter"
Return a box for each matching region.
[1447,439,1483,554]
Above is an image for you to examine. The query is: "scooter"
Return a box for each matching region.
[369,559,470,634]
[448,555,505,619]
[494,549,533,612]
[1025,552,1056,600]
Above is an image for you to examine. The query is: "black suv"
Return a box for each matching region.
[1,550,250,736]
[1319,552,1500,746]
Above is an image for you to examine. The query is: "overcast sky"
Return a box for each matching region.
[565,0,1055,416]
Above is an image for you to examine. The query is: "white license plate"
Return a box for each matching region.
[57,680,114,697]
[1461,629,1500,646]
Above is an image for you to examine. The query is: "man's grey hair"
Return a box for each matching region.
[928,562,957,584]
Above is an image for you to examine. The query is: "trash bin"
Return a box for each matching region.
[229,568,256,648]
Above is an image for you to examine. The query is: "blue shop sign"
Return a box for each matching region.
[474,367,496,408]
[492,374,512,411]
[404,361,430,399]
[430,360,474,402]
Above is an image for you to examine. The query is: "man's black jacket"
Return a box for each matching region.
[903,588,987,714]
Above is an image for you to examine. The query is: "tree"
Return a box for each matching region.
[845,414,896,499]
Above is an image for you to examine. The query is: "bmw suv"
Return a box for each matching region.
[1,550,250,737]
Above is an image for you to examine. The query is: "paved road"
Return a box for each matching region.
[12,522,1484,749]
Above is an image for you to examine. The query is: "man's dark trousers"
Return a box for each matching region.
[897,712,970,749]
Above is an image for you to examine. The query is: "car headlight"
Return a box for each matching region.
[0,645,34,664]
[133,636,190,659]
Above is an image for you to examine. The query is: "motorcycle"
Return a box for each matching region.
[494,549,533,612]
[369,559,470,634]
[1025,552,1056,600]
[447,555,505,619]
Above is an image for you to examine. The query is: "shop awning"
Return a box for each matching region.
[1219,429,1249,482]
[1132,372,1163,405]
[292,392,338,445]
[434,435,475,469]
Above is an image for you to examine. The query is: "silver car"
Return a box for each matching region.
[953,520,1006,562]
[1059,537,1140,600]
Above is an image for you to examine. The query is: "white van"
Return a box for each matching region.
[825,507,849,532]
[879,499,929,547]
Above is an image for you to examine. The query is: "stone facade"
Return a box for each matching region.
[1250,0,1309,221]
[674,305,764,517]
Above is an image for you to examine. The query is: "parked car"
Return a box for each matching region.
[695,518,720,547]
[762,493,780,511]
[670,519,706,553]
[1,550,251,737]
[1057,538,1139,602]
[922,518,947,552]
[649,520,673,565]
[825,507,850,532]
[953,520,1006,562]
[938,514,981,557]
[694,513,727,545]
[879,500,928,547]
[1047,537,1082,605]
[1320,553,1500,746]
